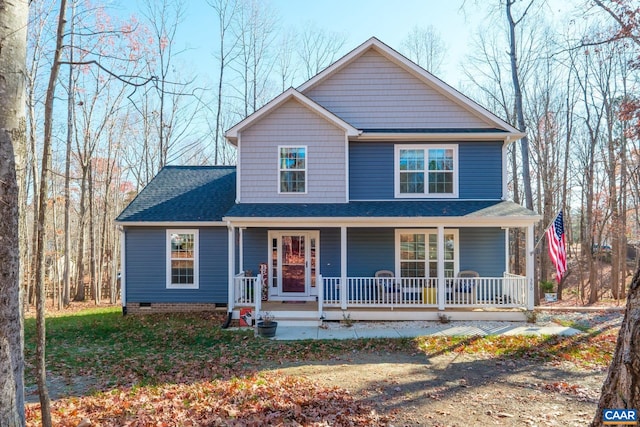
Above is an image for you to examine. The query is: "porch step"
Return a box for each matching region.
[268,310,322,327]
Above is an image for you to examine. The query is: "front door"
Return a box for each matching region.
[269,231,318,300]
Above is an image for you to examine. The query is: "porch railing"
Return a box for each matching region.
[321,274,528,309]
[233,273,528,310]
[234,272,256,306]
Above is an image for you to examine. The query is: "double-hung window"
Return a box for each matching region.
[166,230,199,289]
[279,146,307,193]
[395,145,458,197]
[397,230,458,279]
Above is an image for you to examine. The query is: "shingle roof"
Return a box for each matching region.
[116,166,236,222]
[117,167,537,223]
[224,200,537,218]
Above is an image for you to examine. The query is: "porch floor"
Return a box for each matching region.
[267,322,581,340]
[246,301,529,323]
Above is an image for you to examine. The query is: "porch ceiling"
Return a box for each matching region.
[224,200,539,227]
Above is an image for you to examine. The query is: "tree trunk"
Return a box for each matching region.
[74,166,87,301]
[0,2,28,425]
[591,261,640,426]
[506,0,534,211]
[89,161,98,303]
[510,145,522,276]
[36,1,68,425]
[63,0,76,307]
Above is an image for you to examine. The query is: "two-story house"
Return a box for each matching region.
[116,38,540,324]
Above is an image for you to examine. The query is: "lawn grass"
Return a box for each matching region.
[23,309,416,391]
[24,307,618,391]
[23,308,619,426]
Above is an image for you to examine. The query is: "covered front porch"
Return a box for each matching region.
[233,272,530,324]
[225,200,539,324]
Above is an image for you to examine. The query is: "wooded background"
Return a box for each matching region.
[18,0,640,311]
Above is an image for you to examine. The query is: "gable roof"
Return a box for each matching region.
[116,166,236,223]
[225,88,360,145]
[298,37,523,137]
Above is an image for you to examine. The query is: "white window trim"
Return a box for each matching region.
[166,229,199,289]
[277,145,308,195]
[395,229,459,278]
[394,144,459,198]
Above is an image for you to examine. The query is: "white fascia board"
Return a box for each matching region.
[354,132,526,142]
[299,37,522,136]
[116,221,227,227]
[223,216,540,228]
[225,88,359,145]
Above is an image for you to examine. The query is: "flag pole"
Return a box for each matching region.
[532,211,562,254]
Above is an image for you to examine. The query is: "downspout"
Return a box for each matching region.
[222,312,233,329]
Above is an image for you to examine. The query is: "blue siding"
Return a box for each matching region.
[349,141,503,200]
[243,228,268,275]
[458,142,502,199]
[320,228,341,276]
[125,226,228,304]
[459,227,505,276]
[347,228,395,276]
[349,142,394,199]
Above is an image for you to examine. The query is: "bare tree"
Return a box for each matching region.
[275,29,296,91]
[208,0,240,165]
[297,24,346,80]
[506,0,536,211]
[231,0,277,116]
[0,1,28,425]
[35,0,69,422]
[400,25,446,75]
[590,2,640,422]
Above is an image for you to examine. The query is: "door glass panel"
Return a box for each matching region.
[271,238,278,287]
[282,235,306,293]
[310,237,316,287]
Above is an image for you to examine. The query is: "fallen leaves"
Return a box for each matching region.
[26,373,387,427]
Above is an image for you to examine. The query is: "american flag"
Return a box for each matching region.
[546,211,567,282]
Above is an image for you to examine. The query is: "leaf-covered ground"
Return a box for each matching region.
[23,307,620,426]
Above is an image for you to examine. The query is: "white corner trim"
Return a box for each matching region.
[120,227,126,307]
[236,132,242,203]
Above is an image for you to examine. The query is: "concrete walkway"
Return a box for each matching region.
[269,322,581,341]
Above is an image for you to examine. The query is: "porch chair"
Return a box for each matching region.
[454,270,479,304]
[375,270,399,304]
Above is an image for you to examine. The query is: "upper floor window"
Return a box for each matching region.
[279,146,307,193]
[166,230,199,289]
[395,144,458,198]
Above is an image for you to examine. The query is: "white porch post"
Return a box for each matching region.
[504,227,510,274]
[239,228,244,273]
[526,223,535,310]
[340,226,347,310]
[228,224,235,313]
[437,226,445,310]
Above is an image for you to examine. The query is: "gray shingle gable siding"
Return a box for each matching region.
[117,166,236,222]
